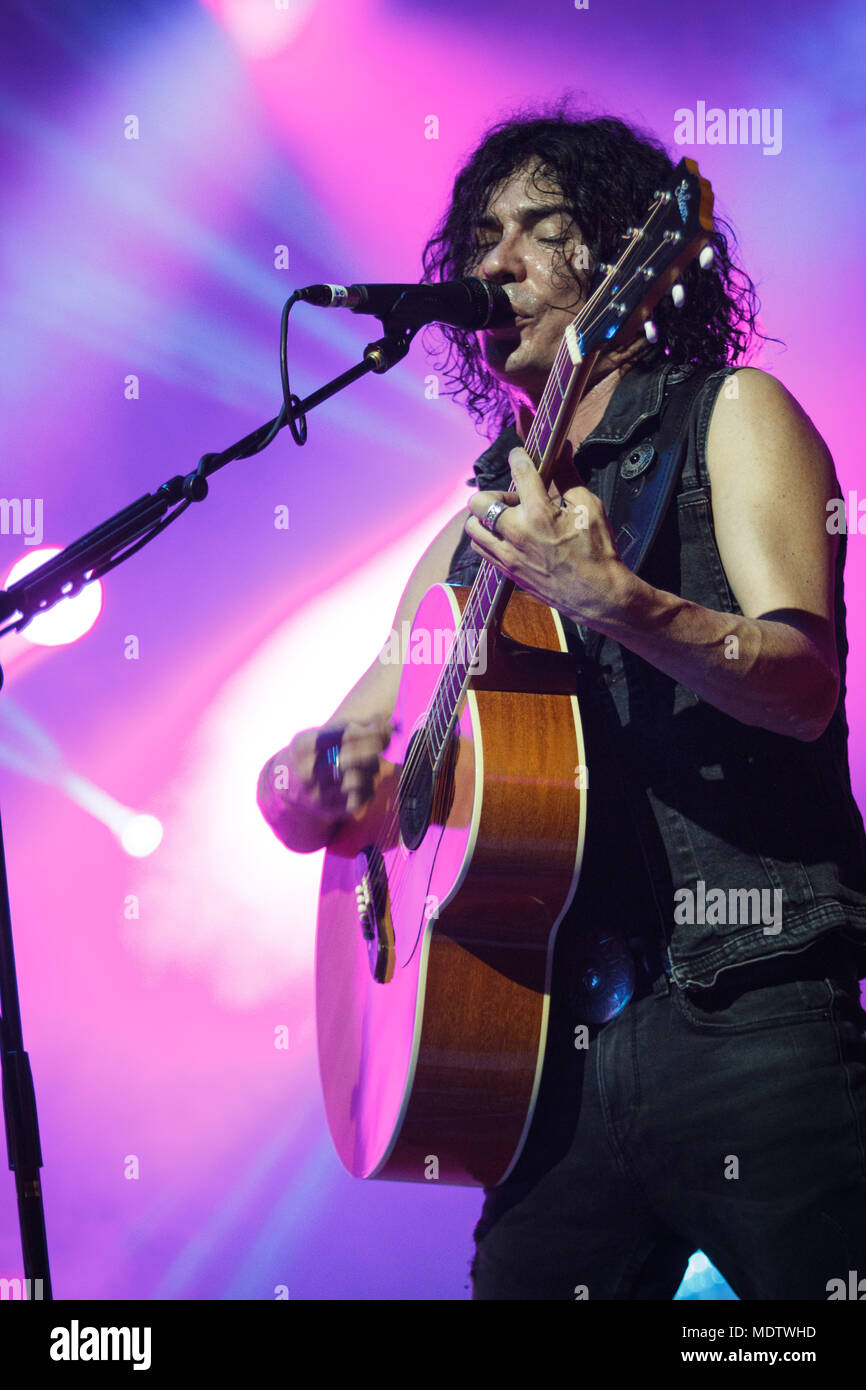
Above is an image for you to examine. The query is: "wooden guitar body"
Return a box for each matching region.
[315,582,585,1186]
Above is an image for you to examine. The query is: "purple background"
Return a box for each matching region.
[0,0,863,1300]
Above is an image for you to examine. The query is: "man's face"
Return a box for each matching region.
[468,160,590,407]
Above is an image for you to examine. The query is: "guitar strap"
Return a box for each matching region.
[609,368,711,571]
[570,364,717,997]
[579,364,714,667]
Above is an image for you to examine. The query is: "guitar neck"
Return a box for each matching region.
[424,342,601,772]
[476,335,604,628]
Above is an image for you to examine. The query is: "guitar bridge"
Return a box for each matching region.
[353,845,395,984]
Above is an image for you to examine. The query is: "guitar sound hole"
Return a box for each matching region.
[398,731,434,851]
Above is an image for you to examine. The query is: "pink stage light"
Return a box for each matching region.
[200,0,318,57]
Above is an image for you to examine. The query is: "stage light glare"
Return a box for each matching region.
[200,0,316,57]
[120,813,164,858]
[4,549,103,647]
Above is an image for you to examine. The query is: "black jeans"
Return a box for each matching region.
[470,939,866,1299]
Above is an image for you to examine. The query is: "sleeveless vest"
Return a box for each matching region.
[445,360,866,990]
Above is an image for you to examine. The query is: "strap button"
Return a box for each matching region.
[620,439,656,479]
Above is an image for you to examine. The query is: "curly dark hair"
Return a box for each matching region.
[421,102,771,436]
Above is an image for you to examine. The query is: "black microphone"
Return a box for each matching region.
[297,277,514,330]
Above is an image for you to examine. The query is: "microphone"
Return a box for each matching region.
[297,277,514,330]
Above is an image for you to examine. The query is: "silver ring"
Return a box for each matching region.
[481,500,507,535]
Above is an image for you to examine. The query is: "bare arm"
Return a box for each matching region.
[586,368,840,740]
[257,506,470,851]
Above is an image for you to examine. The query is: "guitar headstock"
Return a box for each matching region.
[575,157,715,357]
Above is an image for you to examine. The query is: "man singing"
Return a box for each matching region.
[258,110,866,1300]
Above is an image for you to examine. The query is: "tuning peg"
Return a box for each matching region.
[671,283,686,308]
[643,320,658,343]
[699,245,715,269]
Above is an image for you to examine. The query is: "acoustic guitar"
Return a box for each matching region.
[315,159,714,1186]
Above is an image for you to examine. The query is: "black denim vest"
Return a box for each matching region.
[446,360,866,989]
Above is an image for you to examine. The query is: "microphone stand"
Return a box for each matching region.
[0,313,416,1299]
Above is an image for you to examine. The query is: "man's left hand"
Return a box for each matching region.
[465,440,636,628]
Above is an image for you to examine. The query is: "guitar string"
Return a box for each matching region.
[414,194,681,752]
[376,218,681,921]
[371,214,681,922]
[367,202,688,918]
[372,333,587,922]
[385,210,676,823]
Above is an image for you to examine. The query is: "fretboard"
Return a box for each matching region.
[426,326,587,771]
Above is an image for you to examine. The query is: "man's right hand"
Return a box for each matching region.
[256,505,469,854]
[258,714,395,850]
